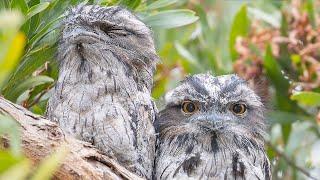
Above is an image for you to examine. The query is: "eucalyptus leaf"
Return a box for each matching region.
[10,0,28,14]
[7,75,54,102]
[143,9,198,29]
[264,45,289,92]
[291,91,320,106]
[306,0,316,28]
[229,4,249,61]
[0,159,30,180]
[0,0,10,9]
[0,32,26,89]
[26,2,50,20]
[146,0,179,10]
[119,0,141,9]
[174,42,202,71]
[2,46,56,97]
[267,111,312,124]
[27,14,63,49]
[0,151,24,173]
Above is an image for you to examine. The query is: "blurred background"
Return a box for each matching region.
[0,0,320,179]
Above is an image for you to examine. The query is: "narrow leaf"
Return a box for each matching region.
[248,7,280,27]
[26,2,50,20]
[291,91,320,106]
[146,0,179,10]
[10,0,28,14]
[7,75,54,102]
[306,0,316,28]
[229,4,249,61]
[174,42,202,71]
[263,45,289,91]
[143,9,198,29]
[0,159,30,180]
[119,0,141,9]
[2,46,56,97]
[0,32,26,88]
[27,15,63,49]
[0,151,23,173]
[267,111,312,124]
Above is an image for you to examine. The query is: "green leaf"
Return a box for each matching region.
[31,145,69,180]
[281,124,291,147]
[263,45,301,143]
[30,104,45,115]
[10,0,28,14]
[2,46,56,97]
[263,45,289,91]
[27,15,63,49]
[119,0,141,9]
[267,111,312,124]
[143,9,198,29]
[0,32,26,90]
[229,4,250,61]
[290,54,301,64]
[146,0,179,10]
[291,91,320,106]
[26,2,50,20]
[152,77,167,100]
[0,159,30,180]
[0,151,25,174]
[306,0,316,28]
[0,11,25,90]
[7,75,54,102]
[174,42,203,71]
[28,0,41,6]
[280,11,288,36]
[0,0,10,9]
[248,7,280,27]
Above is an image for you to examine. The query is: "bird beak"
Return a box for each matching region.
[190,113,228,131]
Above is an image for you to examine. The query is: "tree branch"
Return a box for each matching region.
[0,96,143,180]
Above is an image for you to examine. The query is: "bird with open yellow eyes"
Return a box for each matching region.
[154,73,271,180]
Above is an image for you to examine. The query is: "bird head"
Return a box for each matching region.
[58,5,158,90]
[156,73,267,144]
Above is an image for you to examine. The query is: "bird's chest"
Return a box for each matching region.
[48,65,153,137]
[156,137,267,180]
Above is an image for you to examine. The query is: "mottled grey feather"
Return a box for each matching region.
[154,73,271,180]
[46,4,158,178]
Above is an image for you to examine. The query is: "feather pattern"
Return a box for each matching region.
[154,73,271,180]
[46,5,158,178]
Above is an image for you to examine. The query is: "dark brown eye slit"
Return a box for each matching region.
[181,101,199,114]
[230,103,247,115]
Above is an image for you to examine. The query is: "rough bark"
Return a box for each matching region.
[0,96,143,180]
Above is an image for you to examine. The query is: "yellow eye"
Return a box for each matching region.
[230,103,247,115]
[181,101,199,114]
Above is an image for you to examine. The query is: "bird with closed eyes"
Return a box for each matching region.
[154,73,271,180]
[46,5,158,178]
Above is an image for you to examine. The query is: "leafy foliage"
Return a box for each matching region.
[231,1,320,179]
[0,0,320,179]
